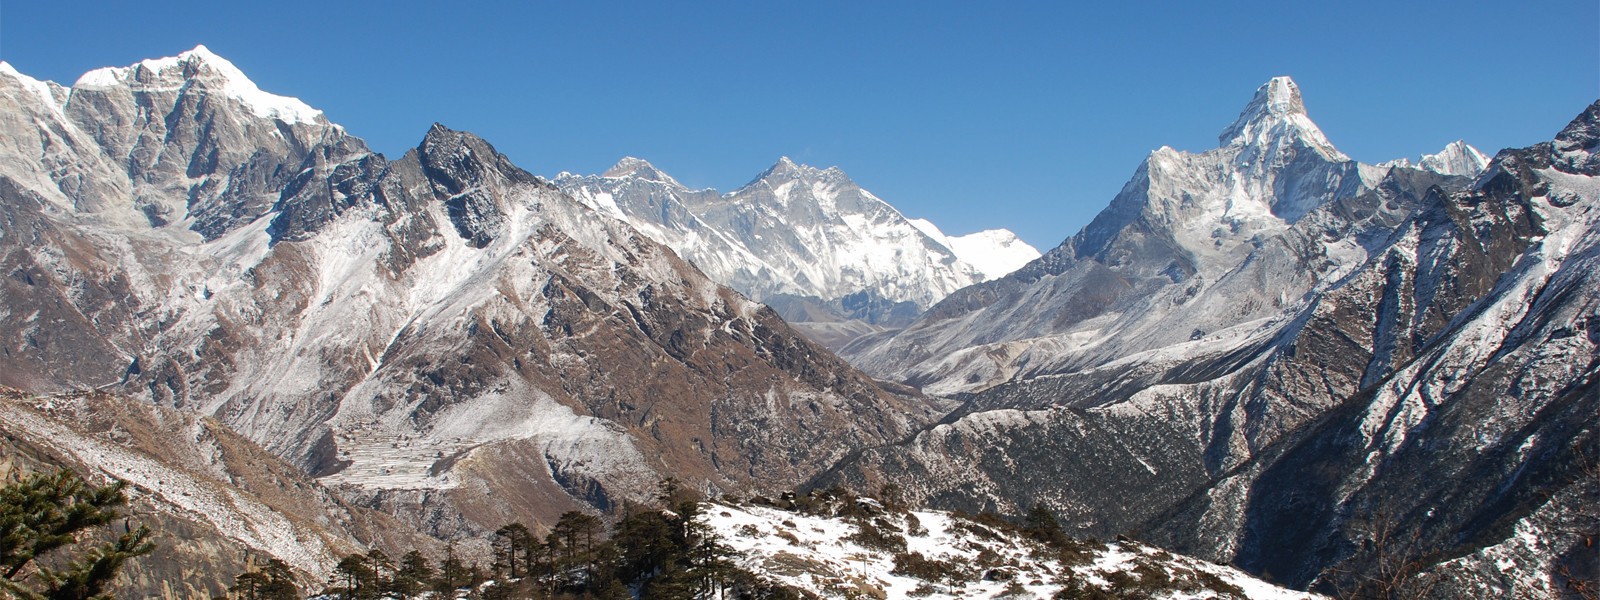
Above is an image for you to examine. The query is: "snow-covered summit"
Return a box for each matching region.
[909,218,1041,280]
[557,156,1014,337]
[1218,76,1344,160]
[738,155,854,192]
[0,61,68,111]
[73,45,324,125]
[1419,140,1491,177]
[602,156,682,186]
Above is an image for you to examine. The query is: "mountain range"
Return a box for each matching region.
[0,47,1593,599]
[0,45,941,588]
[826,77,1598,596]
[556,155,1039,348]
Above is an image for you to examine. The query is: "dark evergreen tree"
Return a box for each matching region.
[230,570,268,600]
[390,550,431,600]
[365,549,392,594]
[548,511,602,588]
[1024,503,1070,548]
[433,543,469,596]
[0,469,154,600]
[229,558,296,600]
[330,553,377,600]
[491,523,530,580]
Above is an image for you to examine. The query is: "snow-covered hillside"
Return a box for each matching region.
[704,498,1321,599]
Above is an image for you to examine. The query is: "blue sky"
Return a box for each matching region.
[2,1,1596,249]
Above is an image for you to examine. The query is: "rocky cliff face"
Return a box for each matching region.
[0,49,937,544]
[822,93,1599,597]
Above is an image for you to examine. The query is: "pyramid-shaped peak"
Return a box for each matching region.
[1253,77,1306,117]
[1218,77,1308,144]
[603,156,681,185]
[173,44,227,66]
[769,156,804,173]
[1216,76,1342,159]
[1418,140,1490,177]
[763,156,840,178]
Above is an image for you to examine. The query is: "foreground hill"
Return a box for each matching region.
[704,494,1322,599]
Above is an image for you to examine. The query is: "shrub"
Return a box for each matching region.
[891,552,961,583]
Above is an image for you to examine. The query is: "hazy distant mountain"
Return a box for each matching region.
[557,157,1038,348]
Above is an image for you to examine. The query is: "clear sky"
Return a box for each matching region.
[2,1,1596,249]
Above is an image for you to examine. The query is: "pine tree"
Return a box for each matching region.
[390,550,431,600]
[331,553,376,600]
[0,469,154,600]
[491,523,529,579]
[1023,502,1070,547]
[229,558,297,600]
[433,543,469,596]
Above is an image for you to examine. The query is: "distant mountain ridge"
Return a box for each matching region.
[556,156,1039,347]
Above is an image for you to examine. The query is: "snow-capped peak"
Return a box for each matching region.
[602,156,682,186]
[945,229,1040,280]
[909,218,1040,281]
[1418,140,1490,177]
[751,155,851,186]
[1217,76,1344,159]
[73,45,324,125]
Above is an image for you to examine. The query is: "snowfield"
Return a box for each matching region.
[703,501,1322,599]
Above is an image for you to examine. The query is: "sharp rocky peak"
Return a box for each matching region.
[603,156,681,186]
[419,123,539,188]
[1555,100,1600,150]
[1551,100,1600,174]
[747,156,852,188]
[1216,76,1342,159]
[1418,140,1491,177]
